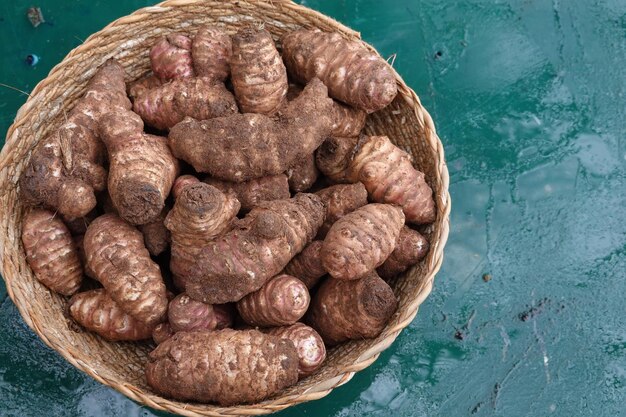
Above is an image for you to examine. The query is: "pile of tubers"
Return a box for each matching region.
[18,25,435,406]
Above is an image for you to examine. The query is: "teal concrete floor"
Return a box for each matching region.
[1,1,625,416]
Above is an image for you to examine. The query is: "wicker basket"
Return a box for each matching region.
[0,1,450,415]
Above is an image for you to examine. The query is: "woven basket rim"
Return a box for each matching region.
[0,1,451,415]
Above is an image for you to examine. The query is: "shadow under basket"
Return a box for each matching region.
[0,1,451,416]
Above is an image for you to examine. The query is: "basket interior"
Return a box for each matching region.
[0,1,448,415]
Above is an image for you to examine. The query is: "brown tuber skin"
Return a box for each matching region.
[349,135,436,224]
[146,329,299,405]
[237,274,310,327]
[62,209,97,236]
[192,26,232,81]
[127,74,163,102]
[282,29,398,113]
[315,136,359,184]
[169,78,334,182]
[204,175,290,212]
[267,323,326,377]
[378,226,429,279]
[152,322,174,345]
[133,78,238,130]
[315,183,368,239]
[285,83,365,137]
[231,28,287,115]
[22,209,83,295]
[150,34,195,81]
[69,289,155,341]
[84,214,168,326]
[19,59,130,219]
[287,155,319,193]
[185,193,325,304]
[138,207,170,256]
[168,293,231,333]
[98,109,179,225]
[171,175,200,200]
[165,182,240,290]
[283,241,326,289]
[321,203,404,280]
[307,272,397,345]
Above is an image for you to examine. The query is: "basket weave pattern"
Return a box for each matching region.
[0,1,450,416]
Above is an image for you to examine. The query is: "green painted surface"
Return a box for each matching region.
[1,0,625,415]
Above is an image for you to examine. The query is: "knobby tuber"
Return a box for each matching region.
[349,135,436,224]
[315,182,368,239]
[169,78,334,182]
[98,109,179,225]
[150,34,194,81]
[192,25,231,81]
[84,214,167,325]
[237,274,310,327]
[282,29,397,113]
[378,226,429,279]
[285,83,366,137]
[171,174,201,200]
[283,241,326,289]
[146,329,299,405]
[185,193,325,304]
[231,28,287,114]
[307,272,397,345]
[138,207,170,256]
[165,182,240,290]
[287,155,318,193]
[315,136,359,183]
[69,289,155,341]
[168,293,231,333]
[22,209,83,295]
[19,59,130,219]
[204,174,290,212]
[267,323,326,377]
[133,78,238,130]
[321,203,404,280]
[127,74,162,102]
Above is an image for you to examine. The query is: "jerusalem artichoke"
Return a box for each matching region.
[168,293,230,333]
[169,78,334,182]
[282,29,397,113]
[69,289,155,341]
[171,174,200,199]
[267,323,326,377]
[19,59,130,219]
[349,135,436,224]
[185,193,325,304]
[287,155,318,193]
[307,271,397,345]
[84,214,168,325]
[150,34,195,81]
[321,203,404,280]
[203,174,290,212]
[22,209,83,296]
[237,274,310,327]
[133,78,238,130]
[283,241,326,289]
[165,182,240,289]
[98,109,179,225]
[314,183,368,239]
[127,74,162,102]
[231,28,287,114]
[378,226,429,279]
[192,26,231,81]
[315,136,358,183]
[138,207,170,256]
[146,329,299,405]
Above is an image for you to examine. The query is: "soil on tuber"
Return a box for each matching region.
[314,182,368,239]
[203,174,290,212]
[283,241,326,289]
[22,209,83,295]
[378,226,429,279]
[146,329,299,405]
[307,271,397,345]
[192,26,232,81]
[267,323,326,377]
